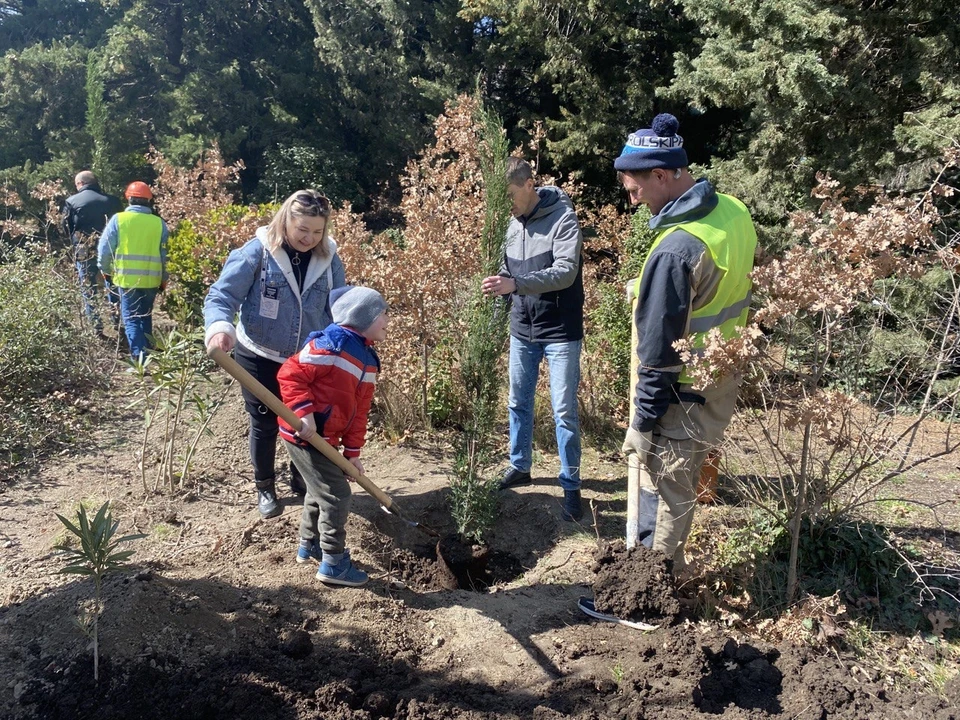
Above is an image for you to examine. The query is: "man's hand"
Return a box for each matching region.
[622,427,654,459]
[481,275,517,297]
[296,413,317,441]
[205,331,235,354]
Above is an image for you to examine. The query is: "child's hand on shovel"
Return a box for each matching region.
[296,415,316,441]
[348,457,364,480]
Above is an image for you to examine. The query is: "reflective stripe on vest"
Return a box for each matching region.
[114,211,163,289]
[634,194,757,385]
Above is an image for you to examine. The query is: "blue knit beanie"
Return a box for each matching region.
[330,285,387,332]
[614,113,688,172]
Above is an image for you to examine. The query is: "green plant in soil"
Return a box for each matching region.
[611,662,625,686]
[447,97,511,545]
[55,501,145,682]
[126,327,231,493]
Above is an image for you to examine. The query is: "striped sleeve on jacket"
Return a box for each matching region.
[277,328,379,458]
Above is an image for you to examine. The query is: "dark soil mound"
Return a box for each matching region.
[436,536,491,590]
[592,540,680,624]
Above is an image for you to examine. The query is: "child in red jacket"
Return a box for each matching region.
[277,286,388,587]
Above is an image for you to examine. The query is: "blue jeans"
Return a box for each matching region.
[507,336,582,490]
[119,287,158,360]
[75,255,119,330]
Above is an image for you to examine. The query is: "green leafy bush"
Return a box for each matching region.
[426,337,458,427]
[622,206,656,281]
[0,248,103,470]
[714,513,928,619]
[163,204,273,327]
[771,517,908,600]
[581,203,657,433]
[587,282,632,402]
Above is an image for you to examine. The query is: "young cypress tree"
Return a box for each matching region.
[448,98,512,544]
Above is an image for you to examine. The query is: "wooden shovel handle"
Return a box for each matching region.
[208,347,398,512]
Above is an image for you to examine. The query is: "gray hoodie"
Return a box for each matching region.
[502,186,585,342]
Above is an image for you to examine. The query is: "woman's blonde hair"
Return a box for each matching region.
[263,189,333,257]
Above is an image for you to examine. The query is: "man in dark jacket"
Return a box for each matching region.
[62,171,123,331]
[481,157,585,521]
[616,114,757,573]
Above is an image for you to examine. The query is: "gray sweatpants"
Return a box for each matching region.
[285,443,352,554]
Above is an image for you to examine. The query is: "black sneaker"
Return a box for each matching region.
[255,478,281,519]
[561,489,583,521]
[499,467,532,490]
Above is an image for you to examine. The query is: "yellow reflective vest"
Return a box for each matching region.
[113,211,164,289]
[633,193,757,386]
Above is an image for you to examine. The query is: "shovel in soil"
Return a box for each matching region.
[209,348,439,539]
[577,597,659,631]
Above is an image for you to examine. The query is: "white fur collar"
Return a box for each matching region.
[254,226,337,294]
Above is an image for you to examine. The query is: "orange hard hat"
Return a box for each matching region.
[125,181,153,200]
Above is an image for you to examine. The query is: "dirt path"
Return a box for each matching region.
[1,395,958,719]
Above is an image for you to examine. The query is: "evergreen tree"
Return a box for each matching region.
[666,0,960,227]
[461,0,690,198]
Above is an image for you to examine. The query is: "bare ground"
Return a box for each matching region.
[1,389,959,719]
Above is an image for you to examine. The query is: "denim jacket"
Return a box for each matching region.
[203,227,346,362]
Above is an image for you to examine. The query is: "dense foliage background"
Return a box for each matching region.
[0,0,957,218]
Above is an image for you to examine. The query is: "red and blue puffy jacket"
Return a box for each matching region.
[277,323,380,458]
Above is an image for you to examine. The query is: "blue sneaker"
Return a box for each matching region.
[317,550,368,587]
[296,538,321,564]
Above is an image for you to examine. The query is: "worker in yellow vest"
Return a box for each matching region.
[98,181,169,361]
[616,114,757,574]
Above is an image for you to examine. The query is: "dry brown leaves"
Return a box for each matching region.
[680,156,957,399]
[338,96,488,409]
[149,144,244,228]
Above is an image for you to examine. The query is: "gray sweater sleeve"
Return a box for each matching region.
[513,211,582,295]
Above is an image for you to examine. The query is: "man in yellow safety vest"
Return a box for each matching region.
[98,181,169,361]
[616,114,757,574]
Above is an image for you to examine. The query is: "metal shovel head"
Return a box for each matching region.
[379,504,440,538]
[578,596,659,631]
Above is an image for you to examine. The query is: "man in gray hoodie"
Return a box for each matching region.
[481,157,585,521]
[617,114,757,573]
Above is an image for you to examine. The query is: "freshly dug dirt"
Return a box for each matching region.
[592,540,681,624]
[2,393,959,719]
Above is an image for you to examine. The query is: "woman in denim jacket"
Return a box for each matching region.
[204,189,346,518]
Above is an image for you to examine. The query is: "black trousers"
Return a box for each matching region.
[234,344,285,482]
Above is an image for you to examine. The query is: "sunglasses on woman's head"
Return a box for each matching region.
[295,191,331,214]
